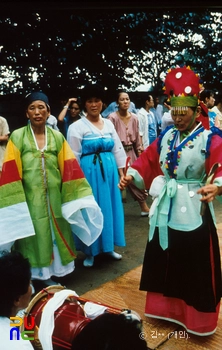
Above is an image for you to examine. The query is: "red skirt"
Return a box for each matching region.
[140,206,222,336]
[145,291,220,336]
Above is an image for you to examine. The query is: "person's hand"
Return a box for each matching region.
[137,147,143,155]
[164,102,171,111]
[68,97,78,103]
[197,184,221,203]
[62,97,78,110]
[64,98,78,108]
[118,175,133,190]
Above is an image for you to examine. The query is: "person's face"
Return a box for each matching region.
[16,282,33,311]
[146,96,154,109]
[118,93,130,111]
[85,97,103,117]
[171,107,198,133]
[26,100,50,127]
[206,95,215,108]
[70,102,80,118]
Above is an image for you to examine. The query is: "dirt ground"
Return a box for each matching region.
[67,191,152,295]
[32,190,150,295]
[33,189,222,297]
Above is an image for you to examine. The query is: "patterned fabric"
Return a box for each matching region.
[0,125,103,269]
[127,124,222,333]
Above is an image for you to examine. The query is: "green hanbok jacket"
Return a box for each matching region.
[0,125,103,267]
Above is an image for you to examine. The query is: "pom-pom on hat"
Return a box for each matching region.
[163,66,201,115]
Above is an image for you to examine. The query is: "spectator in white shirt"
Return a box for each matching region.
[0,251,34,349]
[137,95,157,149]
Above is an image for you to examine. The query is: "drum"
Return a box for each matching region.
[21,285,91,350]
[21,285,141,350]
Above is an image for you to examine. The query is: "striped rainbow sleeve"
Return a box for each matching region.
[0,139,35,246]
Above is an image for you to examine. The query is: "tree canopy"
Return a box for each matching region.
[0,3,222,103]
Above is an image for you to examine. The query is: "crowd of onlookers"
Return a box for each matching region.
[1,83,222,349]
[44,89,222,143]
[2,88,222,178]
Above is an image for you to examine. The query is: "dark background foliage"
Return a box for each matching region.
[0,2,222,130]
